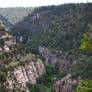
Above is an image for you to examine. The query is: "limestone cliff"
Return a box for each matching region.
[7,59,45,92]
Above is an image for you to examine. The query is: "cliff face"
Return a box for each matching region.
[39,46,58,65]
[39,46,72,73]
[53,74,81,92]
[0,23,45,92]
[7,59,45,91]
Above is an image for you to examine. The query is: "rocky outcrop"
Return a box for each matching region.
[7,59,45,91]
[53,74,81,92]
[39,46,70,73]
[0,23,45,92]
[0,23,16,54]
[39,46,58,65]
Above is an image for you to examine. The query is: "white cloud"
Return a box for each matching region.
[0,0,91,7]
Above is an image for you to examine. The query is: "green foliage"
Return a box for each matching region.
[0,23,39,91]
[11,4,92,92]
[80,24,92,51]
[0,88,10,92]
[82,80,92,88]
[76,25,92,92]
[77,87,92,92]
[12,3,92,59]
[0,39,4,46]
[37,64,64,87]
[76,80,92,92]
[37,64,55,86]
[80,33,92,51]
[24,40,39,55]
[26,64,64,92]
[26,82,33,88]
[26,83,52,92]
[71,57,92,79]
[19,53,37,65]
[45,64,57,76]
[0,72,7,83]
[30,84,45,92]
[0,3,92,92]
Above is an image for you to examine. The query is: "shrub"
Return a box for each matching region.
[76,80,92,92]
[0,72,7,83]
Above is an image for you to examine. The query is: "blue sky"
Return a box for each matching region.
[0,0,91,7]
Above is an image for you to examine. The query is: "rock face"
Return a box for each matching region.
[39,46,58,65]
[0,23,45,92]
[53,74,81,92]
[39,46,69,73]
[7,59,45,91]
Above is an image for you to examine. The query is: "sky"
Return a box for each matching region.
[0,0,91,8]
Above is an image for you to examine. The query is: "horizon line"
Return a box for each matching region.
[0,2,91,8]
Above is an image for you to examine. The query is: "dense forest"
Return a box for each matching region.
[0,3,92,92]
[12,3,92,52]
[10,3,92,92]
